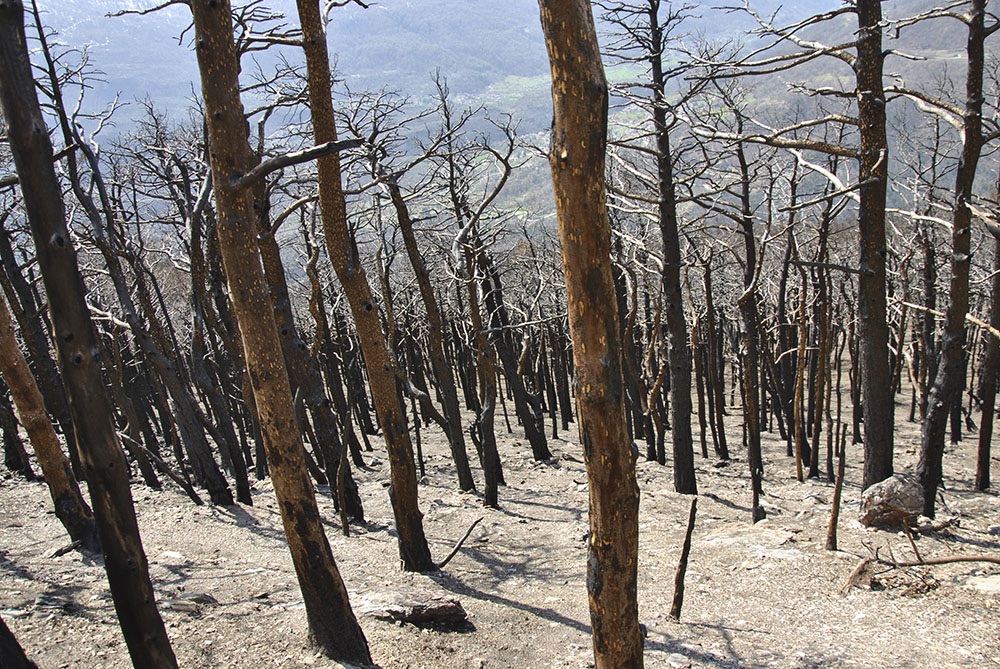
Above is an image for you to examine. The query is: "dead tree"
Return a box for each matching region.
[0,291,99,551]
[186,0,372,661]
[295,0,435,573]
[916,0,996,516]
[539,0,644,666]
[694,1,896,488]
[0,1,177,664]
[599,0,697,493]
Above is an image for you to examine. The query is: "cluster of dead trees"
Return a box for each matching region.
[1,0,998,667]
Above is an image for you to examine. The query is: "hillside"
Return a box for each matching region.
[2,397,998,668]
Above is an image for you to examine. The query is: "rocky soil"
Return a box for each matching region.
[1,400,999,668]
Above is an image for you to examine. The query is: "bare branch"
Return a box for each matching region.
[232,138,361,189]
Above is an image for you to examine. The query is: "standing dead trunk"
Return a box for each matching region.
[386,178,476,491]
[481,255,552,461]
[0,292,99,551]
[189,1,372,661]
[256,196,364,522]
[295,0,435,572]
[702,263,729,461]
[856,0,894,489]
[464,238,504,508]
[0,227,78,476]
[0,382,34,478]
[918,0,989,517]
[0,2,177,664]
[538,1,644,666]
[975,234,1000,491]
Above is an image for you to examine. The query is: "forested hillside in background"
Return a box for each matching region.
[2,0,1000,667]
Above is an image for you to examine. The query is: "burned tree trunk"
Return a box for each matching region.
[856,0,894,489]
[975,234,1000,492]
[296,0,435,573]
[189,1,372,661]
[387,178,476,491]
[0,2,176,664]
[0,292,99,551]
[918,0,990,517]
[538,1,644,666]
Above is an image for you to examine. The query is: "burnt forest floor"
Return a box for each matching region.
[1,390,999,669]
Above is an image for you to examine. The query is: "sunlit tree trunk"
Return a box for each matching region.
[538,1,643,666]
[188,1,372,661]
[295,0,435,572]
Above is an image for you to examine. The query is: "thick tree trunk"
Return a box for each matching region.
[918,0,987,516]
[189,2,372,662]
[0,3,177,664]
[0,614,37,669]
[296,0,434,573]
[856,0,894,489]
[0,294,99,550]
[538,1,644,666]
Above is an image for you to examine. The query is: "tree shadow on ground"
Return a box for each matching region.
[430,570,591,635]
[646,620,847,668]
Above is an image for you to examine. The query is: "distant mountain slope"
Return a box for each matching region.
[34,0,859,131]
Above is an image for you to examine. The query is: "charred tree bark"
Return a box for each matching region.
[296,0,434,573]
[703,264,729,461]
[256,194,363,522]
[0,293,99,550]
[481,255,552,460]
[0,381,33,478]
[0,227,78,475]
[856,0,894,489]
[648,4,696,495]
[0,614,37,669]
[386,178,476,491]
[189,1,372,661]
[0,2,177,664]
[538,1,644,666]
[918,0,990,516]
[975,235,1000,491]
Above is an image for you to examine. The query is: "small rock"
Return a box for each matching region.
[357,587,467,626]
[987,525,1000,536]
[966,575,1000,595]
[34,594,71,611]
[667,652,691,668]
[859,474,923,528]
[1,609,29,618]
[160,599,199,613]
[178,592,218,605]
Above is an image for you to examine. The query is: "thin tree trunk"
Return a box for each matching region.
[975,236,1000,491]
[296,0,434,573]
[387,179,476,491]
